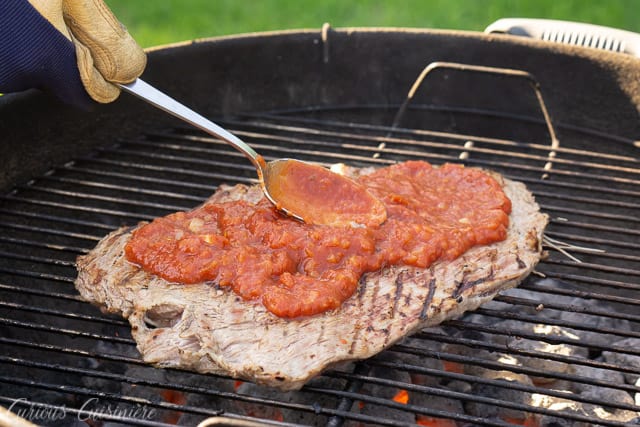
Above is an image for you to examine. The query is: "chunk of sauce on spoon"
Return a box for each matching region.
[265,160,387,227]
[125,161,511,318]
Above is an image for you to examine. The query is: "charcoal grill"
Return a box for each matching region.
[1,24,639,426]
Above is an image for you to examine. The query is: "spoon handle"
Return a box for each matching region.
[119,79,262,170]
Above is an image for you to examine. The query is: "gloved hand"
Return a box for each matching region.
[0,0,146,109]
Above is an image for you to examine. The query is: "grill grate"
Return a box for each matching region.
[1,101,639,426]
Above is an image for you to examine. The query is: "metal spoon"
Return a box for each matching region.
[119,79,386,227]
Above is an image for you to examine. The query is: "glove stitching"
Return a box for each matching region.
[71,32,119,103]
[65,15,117,80]
[95,0,126,36]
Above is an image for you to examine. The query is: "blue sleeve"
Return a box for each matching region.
[0,0,95,109]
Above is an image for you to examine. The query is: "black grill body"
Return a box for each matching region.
[0,28,639,426]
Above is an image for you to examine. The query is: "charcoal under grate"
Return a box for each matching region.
[1,77,640,427]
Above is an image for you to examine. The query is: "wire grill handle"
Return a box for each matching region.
[485,18,640,57]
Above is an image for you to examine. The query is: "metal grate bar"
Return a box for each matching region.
[545,246,640,265]
[127,135,395,168]
[15,185,189,212]
[92,127,640,204]
[543,259,640,276]
[39,175,206,203]
[311,384,513,427]
[0,282,82,302]
[0,374,225,421]
[528,271,640,291]
[73,156,250,186]
[502,285,640,309]
[186,125,640,180]
[122,136,251,159]
[326,363,370,427]
[446,319,640,356]
[496,291,640,314]
[541,203,639,223]
[0,219,102,241]
[2,195,157,221]
[239,110,637,150]
[214,122,640,175]
[0,205,114,230]
[315,373,634,427]
[0,336,144,365]
[548,218,640,237]
[217,118,637,165]
[413,331,640,377]
[0,251,76,268]
[0,316,135,345]
[387,342,640,400]
[545,230,640,250]
[473,306,640,340]
[0,357,330,422]
[149,126,640,191]
[364,357,640,414]
[0,358,412,427]
[535,191,640,210]
[515,175,640,199]
[0,268,74,283]
[0,300,128,326]
[0,235,87,254]
[368,356,640,410]
[96,144,256,174]
[63,164,219,191]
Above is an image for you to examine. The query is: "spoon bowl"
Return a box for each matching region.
[119,79,386,227]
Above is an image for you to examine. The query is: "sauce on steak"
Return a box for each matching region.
[124,161,511,318]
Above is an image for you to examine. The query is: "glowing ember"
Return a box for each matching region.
[442,361,464,374]
[416,416,458,427]
[392,389,410,405]
[160,389,187,424]
[503,414,540,427]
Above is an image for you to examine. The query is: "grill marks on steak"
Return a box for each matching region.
[74,169,547,390]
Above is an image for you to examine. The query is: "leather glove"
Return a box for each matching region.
[0,0,146,108]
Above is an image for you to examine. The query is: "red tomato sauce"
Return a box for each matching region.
[267,160,387,227]
[124,161,511,318]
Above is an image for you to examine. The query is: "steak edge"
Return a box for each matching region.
[75,169,548,390]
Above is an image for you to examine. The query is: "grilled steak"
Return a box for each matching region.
[75,166,547,390]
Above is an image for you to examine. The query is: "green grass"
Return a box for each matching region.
[105,0,640,48]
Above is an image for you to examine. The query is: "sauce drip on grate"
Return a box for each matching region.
[124,161,511,318]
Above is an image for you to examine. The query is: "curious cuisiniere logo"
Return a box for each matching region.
[8,397,157,423]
